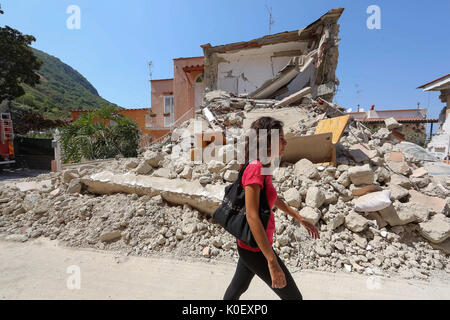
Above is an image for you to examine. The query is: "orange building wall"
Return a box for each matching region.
[70,109,169,144]
[173,57,204,123]
[150,78,174,128]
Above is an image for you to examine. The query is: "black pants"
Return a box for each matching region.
[223,244,302,300]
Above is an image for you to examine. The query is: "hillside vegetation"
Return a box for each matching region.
[14,48,121,119]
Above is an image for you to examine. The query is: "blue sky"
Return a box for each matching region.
[1,0,449,119]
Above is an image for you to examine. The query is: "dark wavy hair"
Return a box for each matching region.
[240,116,284,170]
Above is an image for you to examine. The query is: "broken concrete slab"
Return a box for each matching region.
[379,203,429,227]
[393,142,437,163]
[348,164,375,186]
[143,150,165,168]
[151,168,173,179]
[389,185,409,201]
[390,174,412,189]
[386,152,404,163]
[348,144,378,163]
[294,158,320,179]
[249,56,311,99]
[14,180,53,192]
[348,148,370,164]
[223,170,239,182]
[366,212,388,228]
[326,213,345,231]
[386,160,412,176]
[299,206,321,225]
[305,186,325,208]
[273,86,312,108]
[430,237,450,254]
[408,190,446,214]
[63,170,78,183]
[283,188,302,209]
[100,231,122,242]
[135,161,152,175]
[81,171,225,216]
[22,193,41,212]
[384,117,402,130]
[410,175,431,188]
[345,211,370,233]
[67,178,82,194]
[243,107,309,131]
[418,214,450,244]
[411,167,428,178]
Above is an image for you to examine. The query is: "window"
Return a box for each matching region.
[164,95,174,127]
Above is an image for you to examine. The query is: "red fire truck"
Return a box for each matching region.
[0,113,15,166]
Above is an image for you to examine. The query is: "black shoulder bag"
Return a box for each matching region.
[213,162,271,248]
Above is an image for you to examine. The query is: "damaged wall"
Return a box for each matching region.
[201,8,344,102]
[216,42,309,95]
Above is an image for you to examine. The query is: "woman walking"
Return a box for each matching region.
[223,117,320,300]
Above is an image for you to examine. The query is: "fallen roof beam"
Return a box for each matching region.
[249,55,313,99]
[273,86,312,108]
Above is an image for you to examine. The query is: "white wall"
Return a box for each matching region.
[216,41,308,95]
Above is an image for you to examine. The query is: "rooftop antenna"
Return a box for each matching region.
[355,84,362,112]
[417,102,420,109]
[266,5,275,35]
[148,61,153,81]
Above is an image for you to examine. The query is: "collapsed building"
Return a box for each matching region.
[418,74,450,160]
[1,8,450,282]
[201,8,343,102]
[146,8,344,144]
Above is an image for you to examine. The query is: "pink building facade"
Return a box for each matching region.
[149,56,204,142]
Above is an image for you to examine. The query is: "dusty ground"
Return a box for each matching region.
[0,168,50,182]
[1,236,449,300]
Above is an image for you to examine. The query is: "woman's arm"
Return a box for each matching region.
[245,184,286,289]
[275,198,320,239]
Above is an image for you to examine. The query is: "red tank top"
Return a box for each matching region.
[237,160,277,252]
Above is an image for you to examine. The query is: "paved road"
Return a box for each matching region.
[0,168,50,182]
[1,237,449,300]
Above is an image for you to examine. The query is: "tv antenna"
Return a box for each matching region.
[266,5,275,35]
[148,61,153,81]
[355,84,362,112]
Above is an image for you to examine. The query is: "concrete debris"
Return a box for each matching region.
[305,187,325,208]
[344,211,370,233]
[379,203,429,226]
[298,206,321,225]
[294,158,319,180]
[1,76,450,282]
[384,117,402,130]
[100,231,122,242]
[419,214,450,244]
[283,188,302,209]
[348,164,375,186]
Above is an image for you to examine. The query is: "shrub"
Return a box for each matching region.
[59,106,141,163]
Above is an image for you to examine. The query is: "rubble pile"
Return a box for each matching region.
[1,93,450,281]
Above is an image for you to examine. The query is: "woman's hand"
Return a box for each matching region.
[268,259,286,289]
[298,217,320,239]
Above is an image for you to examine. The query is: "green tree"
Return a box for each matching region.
[59,107,141,163]
[0,6,43,102]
